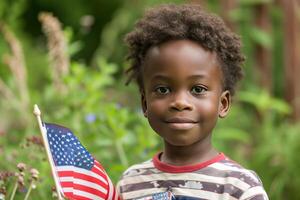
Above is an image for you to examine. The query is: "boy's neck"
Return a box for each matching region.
[161,139,218,166]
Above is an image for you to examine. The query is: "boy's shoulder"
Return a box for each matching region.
[212,156,264,186]
[121,158,158,178]
[120,154,263,186]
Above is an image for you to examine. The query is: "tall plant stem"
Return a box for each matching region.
[115,139,128,167]
[9,180,18,200]
[23,182,33,200]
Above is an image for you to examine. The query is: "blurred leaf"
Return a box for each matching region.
[250,27,272,48]
[228,8,252,22]
[238,90,291,115]
[240,0,273,5]
[214,128,250,143]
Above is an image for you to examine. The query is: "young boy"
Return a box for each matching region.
[117,4,268,200]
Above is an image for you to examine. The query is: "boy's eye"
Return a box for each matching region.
[191,85,206,95]
[155,86,170,94]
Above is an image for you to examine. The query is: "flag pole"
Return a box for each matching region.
[33,104,64,200]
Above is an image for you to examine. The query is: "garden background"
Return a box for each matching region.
[1,0,300,199]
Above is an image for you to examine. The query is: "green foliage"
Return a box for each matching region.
[214,89,300,200]
[239,0,273,5]
[0,19,160,198]
[0,1,299,200]
[93,0,184,70]
[239,90,291,115]
[249,27,272,48]
[0,0,27,30]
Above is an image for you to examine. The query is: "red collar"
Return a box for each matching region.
[153,152,225,173]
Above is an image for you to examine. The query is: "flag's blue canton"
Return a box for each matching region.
[45,123,94,170]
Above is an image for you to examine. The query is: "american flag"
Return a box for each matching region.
[44,123,118,200]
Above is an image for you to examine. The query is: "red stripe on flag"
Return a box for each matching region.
[74,183,107,198]
[93,161,113,200]
[57,171,73,176]
[111,185,116,200]
[64,192,74,199]
[61,181,73,187]
[92,163,107,178]
[91,165,106,179]
[74,170,108,188]
[61,182,107,199]
[93,161,119,200]
[57,171,108,188]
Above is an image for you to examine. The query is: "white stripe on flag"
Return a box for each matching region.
[60,177,108,193]
[106,173,115,200]
[63,187,106,200]
[56,165,108,184]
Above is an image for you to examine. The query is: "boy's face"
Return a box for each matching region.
[141,39,230,147]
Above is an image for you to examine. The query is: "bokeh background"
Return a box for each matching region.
[1,0,300,199]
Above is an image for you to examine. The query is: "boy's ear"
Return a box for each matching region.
[219,90,231,118]
[141,90,148,118]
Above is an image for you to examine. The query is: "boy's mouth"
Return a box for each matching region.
[165,117,197,130]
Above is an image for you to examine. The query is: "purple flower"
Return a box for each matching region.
[85,113,96,123]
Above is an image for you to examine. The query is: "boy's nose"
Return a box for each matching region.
[169,91,193,111]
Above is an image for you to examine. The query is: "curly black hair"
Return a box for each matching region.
[125,4,244,95]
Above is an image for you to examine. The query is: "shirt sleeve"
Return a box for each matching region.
[239,186,269,200]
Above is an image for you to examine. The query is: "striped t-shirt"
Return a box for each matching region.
[117,153,268,200]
